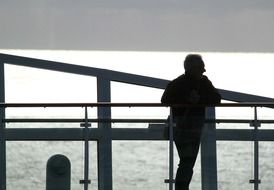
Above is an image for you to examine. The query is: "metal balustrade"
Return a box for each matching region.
[1,53,274,190]
[1,103,274,190]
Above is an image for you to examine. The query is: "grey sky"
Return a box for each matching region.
[1,0,274,52]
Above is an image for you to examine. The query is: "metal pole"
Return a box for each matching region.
[249,106,260,190]
[200,107,218,190]
[201,107,218,190]
[84,107,90,190]
[169,108,174,190]
[80,106,91,190]
[254,107,260,190]
[97,78,112,190]
[0,61,6,190]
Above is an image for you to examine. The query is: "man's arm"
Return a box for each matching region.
[161,82,174,104]
[200,76,221,104]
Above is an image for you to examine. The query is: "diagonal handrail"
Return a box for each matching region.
[1,53,274,103]
[1,52,274,190]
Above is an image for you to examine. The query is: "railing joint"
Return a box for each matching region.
[79,179,91,184]
[250,120,261,127]
[164,179,175,184]
[249,179,261,184]
[80,123,91,127]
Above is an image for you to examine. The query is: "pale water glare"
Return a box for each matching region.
[1,49,274,190]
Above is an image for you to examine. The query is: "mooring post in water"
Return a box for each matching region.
[46,154,71,190]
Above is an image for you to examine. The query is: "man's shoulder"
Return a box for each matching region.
[170,74,186,84]
[201,75,213,84]
[201,75,209,80]
[163,75,186,92]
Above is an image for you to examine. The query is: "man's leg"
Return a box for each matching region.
[174,130,201,190]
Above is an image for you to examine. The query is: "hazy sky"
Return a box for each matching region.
[1,0,274,52]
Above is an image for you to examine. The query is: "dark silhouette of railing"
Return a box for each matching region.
[1,53,274,190]
[1,102,274,190]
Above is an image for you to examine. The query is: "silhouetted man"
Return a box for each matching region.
[161,54,221,190]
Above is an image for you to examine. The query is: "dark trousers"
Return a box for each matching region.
[174,118,203,190]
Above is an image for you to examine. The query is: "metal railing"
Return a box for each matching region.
[1,53,274,190]
[1,102,274,190]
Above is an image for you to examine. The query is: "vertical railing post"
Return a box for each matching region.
[249,106,261,190]
[79,107,91,190]
[201,107,218,190]
[97,77,112,190]
[0,61,6,190]
[167,108,174,190]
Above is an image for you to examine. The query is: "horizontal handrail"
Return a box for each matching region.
[0,102,274,108]
[2,118,274,124]
[2,118,167,123]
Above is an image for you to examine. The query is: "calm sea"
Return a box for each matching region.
[2,50,274,190]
